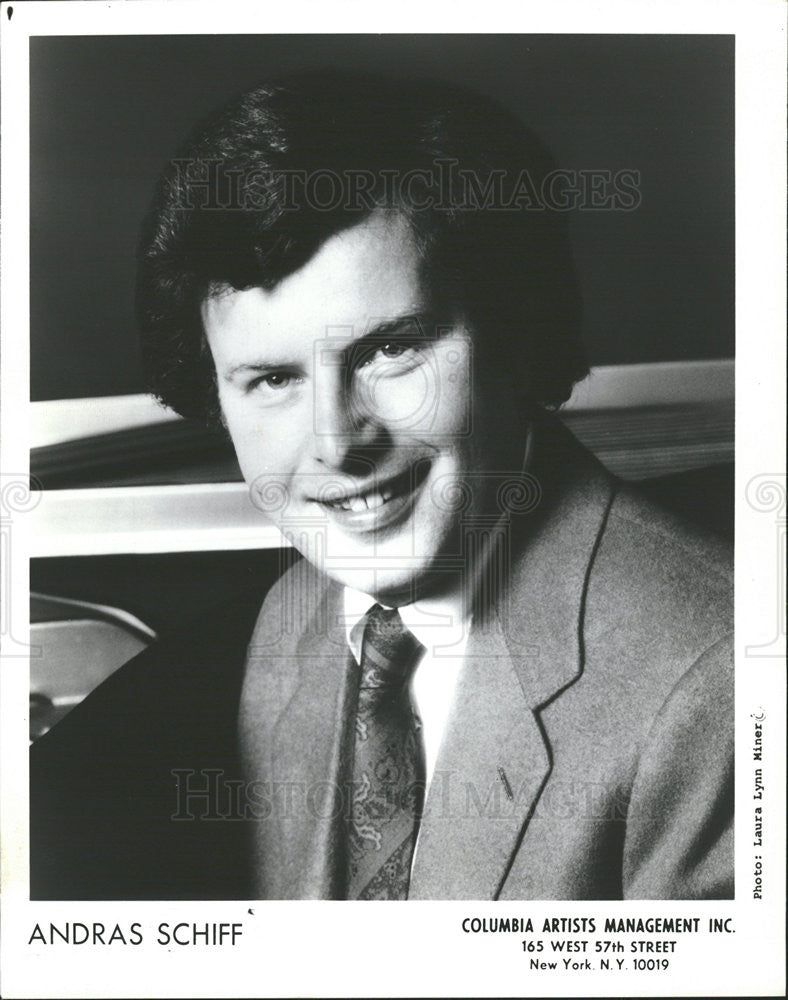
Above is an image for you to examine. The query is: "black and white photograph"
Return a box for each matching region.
[1,3,785,997]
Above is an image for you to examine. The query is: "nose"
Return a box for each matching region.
[310,363,385,473]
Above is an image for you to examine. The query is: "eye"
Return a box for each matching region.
[247,371,303,395]
[354,338,424,371]
[379,342,408,359]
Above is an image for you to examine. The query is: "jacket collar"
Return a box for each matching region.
[500,414,617,707]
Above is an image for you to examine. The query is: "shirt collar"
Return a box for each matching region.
[343,585,470,665]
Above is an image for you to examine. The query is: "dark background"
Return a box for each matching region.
[30,34,734,402]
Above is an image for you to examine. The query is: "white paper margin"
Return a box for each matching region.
[1,2,785,997]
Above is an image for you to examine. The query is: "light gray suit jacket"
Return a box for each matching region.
[238,418,733,900]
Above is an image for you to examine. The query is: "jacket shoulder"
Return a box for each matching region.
[607,481,732,581]
[622,631,734,898]
[589,482,732,637]
[580,481,733,729]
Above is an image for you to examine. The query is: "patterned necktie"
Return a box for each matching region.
[347,604,426,900]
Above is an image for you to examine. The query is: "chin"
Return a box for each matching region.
[287,510,458,604]
[316,564,421,606]
[322,547,457,607]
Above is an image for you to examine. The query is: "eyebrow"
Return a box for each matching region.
[223,359,293,382]
[358,311,435,342]
[343,312,436,365]
[222,310,438,382]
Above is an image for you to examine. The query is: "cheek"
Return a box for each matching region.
[427,349,473,441]
[226,415,305,522]
[361,367,444,433]
[356,339,472,439]
[385,348,472,440]
[220,400,300,484]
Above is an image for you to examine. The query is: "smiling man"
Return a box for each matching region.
[30,70,733,901]
[202,210,522,604]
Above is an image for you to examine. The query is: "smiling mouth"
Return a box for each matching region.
[317,462,430,515]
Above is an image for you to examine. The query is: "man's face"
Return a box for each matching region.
[202,212,524,604]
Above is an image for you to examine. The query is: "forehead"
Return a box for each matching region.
[202,212,429,348]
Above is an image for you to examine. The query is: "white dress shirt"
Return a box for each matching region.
[342,586,470,791]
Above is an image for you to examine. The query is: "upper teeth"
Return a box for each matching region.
[329,487,393,512]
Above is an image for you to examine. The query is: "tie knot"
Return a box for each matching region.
[359,604,424,689]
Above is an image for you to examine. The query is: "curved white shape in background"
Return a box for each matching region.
[29,360,734,557]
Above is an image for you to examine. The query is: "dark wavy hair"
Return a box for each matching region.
[136,69,587,424]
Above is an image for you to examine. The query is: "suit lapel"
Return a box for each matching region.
[239,564,357,899]
[412,417,617,899]
[409,616,550,899]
